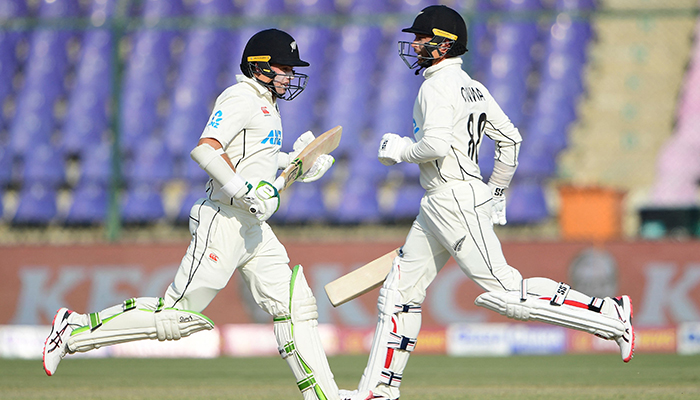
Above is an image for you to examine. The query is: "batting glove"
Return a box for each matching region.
[290,130,315,160]
[299,154,334,183]
[243,181,280,222]
[378,133,413,166]
[488,182,507,225]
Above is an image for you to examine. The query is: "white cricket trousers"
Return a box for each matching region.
[164,198,293,318]
[397,180,523,306]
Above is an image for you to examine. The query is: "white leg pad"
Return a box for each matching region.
[359,259,421,400]
[475,290,624,339]
[275,265,339,400]
[67,308,214,353]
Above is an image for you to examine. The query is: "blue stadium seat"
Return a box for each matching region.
[21,143,66,187]
[62,28,113,157]
[334,177,381,224]
[321,26,384,157]
[278,27,335,145]
[0,0,26,130]
[193,0,235,15]
[121,183,165,223]
[556,0,596,11]
[478,138,496,180]
[506,181,550,224]
[294,0,336,14]
[0,146,14,187]
[12,183,58,225]
[78,142,112,186]
[279,184,327,224]
[181,157,210,186]
[65,182,108,225]
[387,183,424,222]
[176,184,206,224]
[125,137,174,185]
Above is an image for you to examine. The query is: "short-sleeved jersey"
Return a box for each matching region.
[199,75,284,204]
[412,58,522,191]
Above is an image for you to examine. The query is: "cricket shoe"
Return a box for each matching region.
[612,295,635,363]
[43,308,75,376]
[339,389,397,400]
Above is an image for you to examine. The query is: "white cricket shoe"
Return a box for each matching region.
[612,295,635,362]
[43,308,74,376]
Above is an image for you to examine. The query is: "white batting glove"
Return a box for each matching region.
[299,154,334,183]
[290,130,315,160]
[488,182,507,225]
[378,133,413,166]
[243,181,280,222]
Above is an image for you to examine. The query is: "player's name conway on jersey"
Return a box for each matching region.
[199,75,284,205]
[411,58,522,191]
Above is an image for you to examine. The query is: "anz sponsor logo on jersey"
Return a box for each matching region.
[209,110,223,128]
[461,86,485,103]
[261,129,282,146]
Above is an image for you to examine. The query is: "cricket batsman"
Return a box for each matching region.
[342,6,634,400]
[43,28,340,400]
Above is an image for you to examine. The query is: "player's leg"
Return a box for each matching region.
[238,224,339,400]
[438,182,634,361]
[353,219,450,400]
[43,199,227,376]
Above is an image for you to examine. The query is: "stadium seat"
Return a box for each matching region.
[505,181,550,224]
[279,184,327,224]
[125,137,174,185]
[0,146,14,187]
[121,183,166,223]
[334,177,381,224]
[78,142,113,186]
[176,184,207,224]
[321,26,385,157]
[387,183,424,222]
[21,143,66,187]
[0,0,26,130]
[65,182,108,225]
[12,183,58,225]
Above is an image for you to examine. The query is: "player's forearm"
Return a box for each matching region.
[190,141,251,199]
[401,133,451,164]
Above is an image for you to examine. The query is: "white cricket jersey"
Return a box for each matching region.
[199,75,284,204]
[409,58,522,191]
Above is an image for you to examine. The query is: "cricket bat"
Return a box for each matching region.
[324,248,400,307]
[275,125,342,192]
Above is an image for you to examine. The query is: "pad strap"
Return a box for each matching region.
[380,370,402,388]
[88,312,102,331]
[388,332,417,352]
[588,297,604,313]
[122,298,137,312]
[394,304,422,314]
[550,282,571,306]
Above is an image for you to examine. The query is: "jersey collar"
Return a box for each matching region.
[423,57,463,79]
[236,74,276,104]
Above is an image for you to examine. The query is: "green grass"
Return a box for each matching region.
[2,354,699,399]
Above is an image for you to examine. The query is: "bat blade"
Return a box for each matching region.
[324,248,400,307]
[278,125,342,192]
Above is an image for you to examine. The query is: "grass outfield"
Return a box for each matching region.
[2,354,698,399]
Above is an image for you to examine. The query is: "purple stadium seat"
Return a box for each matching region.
[321,26,384,157]
[38,0,81,18]
[242,0,286,15]
[22,143,66,187]
[121,183,166,223]
[334,177,381,224]
[78,142,112,186]
[12,183,58,225]
[370,30,423,141]
[346,0,393,14]
[516,138,557,180]
[125,137,174,185]
[387,183,424,221]
[505,181,550,224]
[278,27,335,146]
[278,184,327,224]
[181,157,210,185]
[0,0,26,128]
[176,184,207,224]
[478,138,496,180]
[294,0,336,14]
[65,182,108,225]
[556,0,596,10]
[0,146,14,186]
[193,0,236,16]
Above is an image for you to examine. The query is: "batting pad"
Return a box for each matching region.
[475,290,625,339]
[67,308,214,353]
[274,265,339,400]
[358,260,421,400]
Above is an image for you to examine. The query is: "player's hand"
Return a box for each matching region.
[289,130,315,160]
[488,182,507,225]
[378,133,413,166]
[243,181,280,222]
[299,154,334,183]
